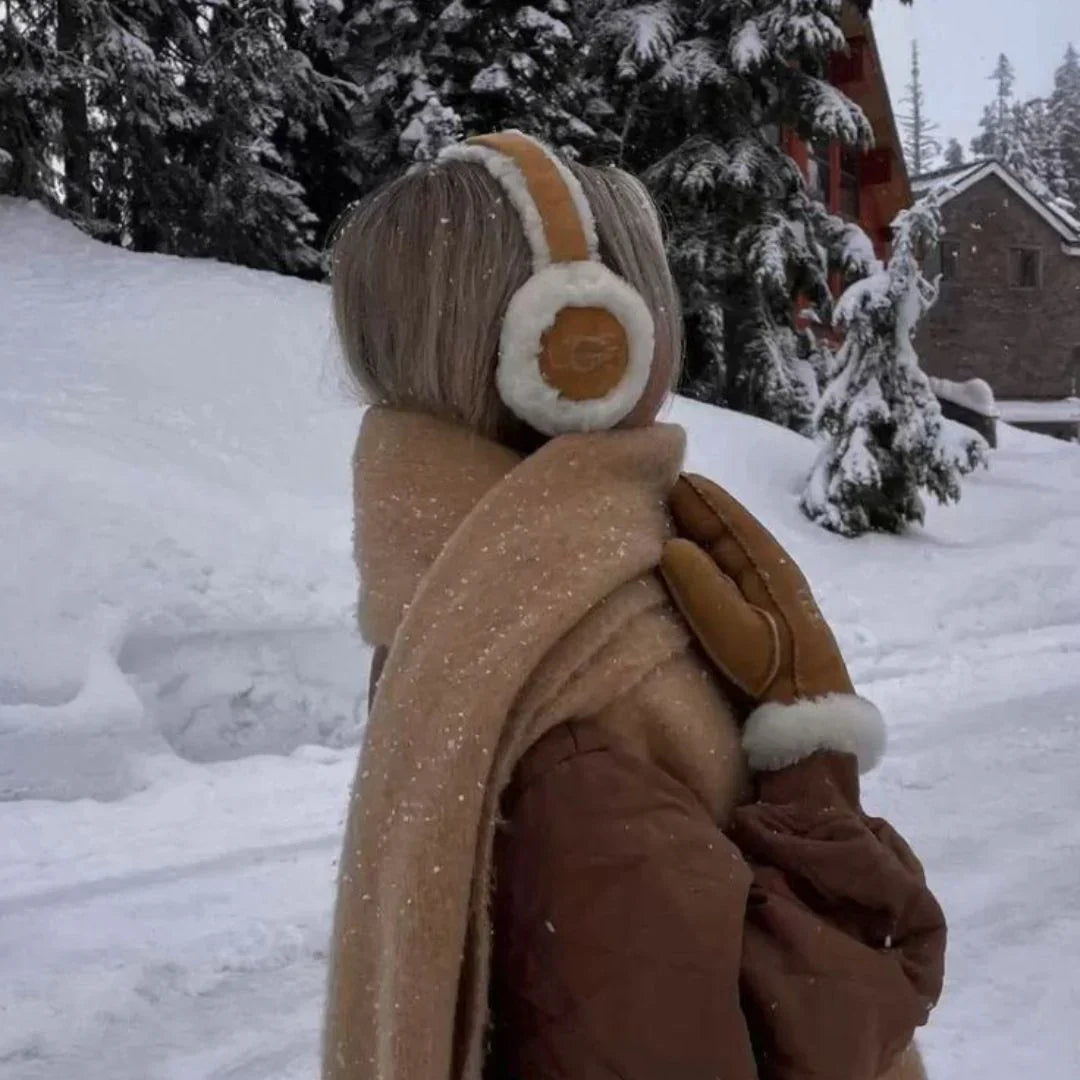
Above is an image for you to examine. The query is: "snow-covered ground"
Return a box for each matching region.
[3,200,1079,1079]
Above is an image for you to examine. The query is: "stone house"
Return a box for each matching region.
[913,160,1080,432]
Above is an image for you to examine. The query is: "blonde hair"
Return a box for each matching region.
[330,156,681,446]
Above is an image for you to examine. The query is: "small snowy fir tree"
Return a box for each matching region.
[583,0,881,432]
[899,41,939,177]
[1050,44,1080,210]
[802,196,987,537]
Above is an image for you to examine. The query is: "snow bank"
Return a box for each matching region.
[3,201,1080,1079]
[0,199,365,800]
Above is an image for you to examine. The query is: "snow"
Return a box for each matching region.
[515,6,572,42]
[4,200,1080,1078]
[930,376,999,418]
[730,19,767,72]
[611,2,678,78]
[804,75,872,146]
[470,64,512,94]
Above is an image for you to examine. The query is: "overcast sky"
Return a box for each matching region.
[871,0,1080,158]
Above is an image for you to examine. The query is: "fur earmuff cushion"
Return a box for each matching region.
[498,261,655,436]
[742,694,887,775]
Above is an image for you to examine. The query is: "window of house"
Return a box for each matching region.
[1009,247,1042,289]
[940,239,961,281]
[839,148,860,220]
[808,141,831,205]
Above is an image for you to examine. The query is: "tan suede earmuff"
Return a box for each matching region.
[440,131,656,436]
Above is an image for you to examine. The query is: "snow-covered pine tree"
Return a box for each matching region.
[944,138,965,168]
[1018,96,1076,214]
[971,53,1015,159]
[582,0,880,432]
[899,40,939,176]
[430,1,593,154]
[0,1,62,204]
[0,1,204,237]
[802,195,986,537]
[269,1,363,258]
[83,2,209,248]
[969,54,1073,212]
[1050,44,1080,210]
[339,0,593,197]
[179,0,321,273]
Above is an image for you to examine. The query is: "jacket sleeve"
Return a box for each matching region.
[488,722,759,1080]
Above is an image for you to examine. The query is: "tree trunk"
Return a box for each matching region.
[56,0,91,217]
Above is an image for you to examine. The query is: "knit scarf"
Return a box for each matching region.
[324,408,747,1080]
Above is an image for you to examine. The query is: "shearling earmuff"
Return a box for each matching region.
[439,131,656,436]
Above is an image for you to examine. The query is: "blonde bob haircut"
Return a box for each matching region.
[330,155,681,448]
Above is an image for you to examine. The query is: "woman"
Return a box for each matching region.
[324,131,944,1080]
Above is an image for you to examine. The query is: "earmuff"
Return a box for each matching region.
[439,131,656,436]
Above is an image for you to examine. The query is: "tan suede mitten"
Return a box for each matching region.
[661,474,885,774]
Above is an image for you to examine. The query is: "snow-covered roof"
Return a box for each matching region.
[913,160,1080,253]
[911,160,984,194]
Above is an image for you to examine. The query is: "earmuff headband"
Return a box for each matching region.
[438,131,656,436]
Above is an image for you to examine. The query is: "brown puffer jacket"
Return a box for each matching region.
[487,721,943,1080]
[488,720,758,1080]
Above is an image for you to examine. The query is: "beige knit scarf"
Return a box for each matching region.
[324,408,748,1080]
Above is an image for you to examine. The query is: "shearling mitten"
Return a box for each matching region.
[661,474,946,1079]
[660,473,885,774]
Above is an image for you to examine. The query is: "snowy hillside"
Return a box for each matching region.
[3,201,1080,1079]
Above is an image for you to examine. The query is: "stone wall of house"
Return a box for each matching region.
[917,174,1080,400]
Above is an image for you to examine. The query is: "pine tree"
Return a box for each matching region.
[944,138,965,168]
[968,53,1073,212]
[179,0,321,272]
[85,2,209,248]
[1018,96,1075,214]
[430,1,592,153]
[582,0,879,432]
[0,2,63,204]
[2,1,325,271]
[56,0,92,217]
[340,0,593,196]
[1051,44,1080,210]
[273,2,365,253]
[802,196,986,537]
[971,53,1015,159]
[899,40,939,176]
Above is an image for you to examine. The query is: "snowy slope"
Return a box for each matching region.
[3,201,1080,1079]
